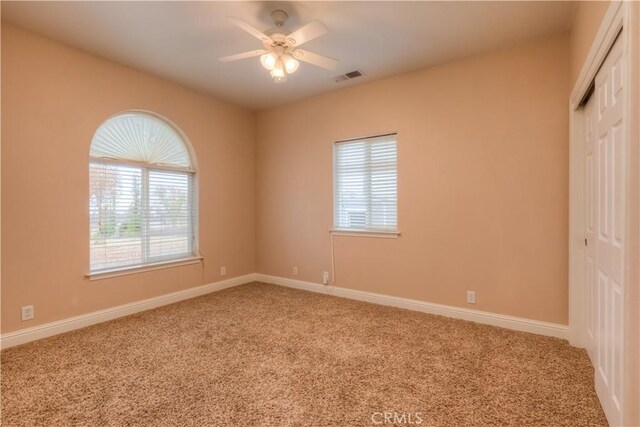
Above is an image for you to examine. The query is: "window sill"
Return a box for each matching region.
[86,256,204,281]
[330,229,401,239]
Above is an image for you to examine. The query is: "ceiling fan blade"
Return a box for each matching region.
[285,20,328,47]
[227,17,272,43]
[219,49,268,63]
[293,49,338,70]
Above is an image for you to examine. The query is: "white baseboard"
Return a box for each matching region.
[255,274,568,340]
[1,272,568,349]
[1,273,257,349]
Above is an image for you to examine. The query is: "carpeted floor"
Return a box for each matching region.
[1,282,607,426]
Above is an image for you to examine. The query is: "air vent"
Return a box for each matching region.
[334,70,363,83]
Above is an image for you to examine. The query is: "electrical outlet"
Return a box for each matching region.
[21,305,34,321]
[322,271,329,285]
[292,266,298,276]
[220,266,226,276]
[467,291,476,304]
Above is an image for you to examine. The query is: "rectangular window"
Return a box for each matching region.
[89,162,196,274]
[334,134,397,232]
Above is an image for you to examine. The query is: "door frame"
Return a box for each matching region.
[568,1,638,424]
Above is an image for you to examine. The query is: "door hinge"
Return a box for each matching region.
[585,238,588,247]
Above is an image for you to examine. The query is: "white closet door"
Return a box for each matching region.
[588,33,625,427]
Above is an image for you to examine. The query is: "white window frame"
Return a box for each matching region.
[87,111,200,279]
[332,133,399,238]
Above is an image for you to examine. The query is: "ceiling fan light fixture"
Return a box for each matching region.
[260,52,278,70]
[284,55,300,74]
[271,58,285,78]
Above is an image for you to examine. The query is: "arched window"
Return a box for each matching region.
[89,112,197,274]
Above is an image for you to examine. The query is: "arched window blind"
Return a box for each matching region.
[89,112,197,274]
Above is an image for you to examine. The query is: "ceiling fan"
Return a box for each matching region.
[219,10,338,83]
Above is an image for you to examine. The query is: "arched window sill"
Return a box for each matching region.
[86,256,203,281]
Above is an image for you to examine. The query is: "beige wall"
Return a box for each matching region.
[1,25,256,333]
[569,1,610,89]
[256,34,570,324]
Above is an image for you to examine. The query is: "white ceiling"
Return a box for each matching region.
[2,1,576,111]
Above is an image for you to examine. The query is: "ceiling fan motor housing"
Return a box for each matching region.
[263,33,288,49]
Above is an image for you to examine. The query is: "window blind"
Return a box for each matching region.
[89,162,196,273]
[90,113,192,168]
[89,112,197,275]
[334,134,397,231]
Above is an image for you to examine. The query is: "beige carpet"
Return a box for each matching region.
[1,282,607,426]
